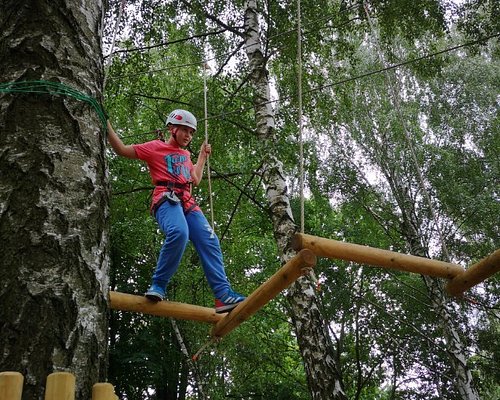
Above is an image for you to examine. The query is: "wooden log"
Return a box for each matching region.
[0,371,24,400]
[108,291,224,324]
[92,383,118,400]
[211,249,317,338]
[446,249,500,296]
[45,372,75,400]
[292,233,464,279]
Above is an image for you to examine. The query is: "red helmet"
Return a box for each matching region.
[166,109,197,131]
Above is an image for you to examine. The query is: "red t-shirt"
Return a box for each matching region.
[133,140,200,213]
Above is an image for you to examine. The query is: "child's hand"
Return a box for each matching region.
[201,142,212,156]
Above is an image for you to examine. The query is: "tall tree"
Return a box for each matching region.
[242,1,348,398]
[0,1,108,398]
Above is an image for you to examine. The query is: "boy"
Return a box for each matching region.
[106,109,245,313]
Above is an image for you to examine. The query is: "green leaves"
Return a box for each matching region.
[103,1,498,398]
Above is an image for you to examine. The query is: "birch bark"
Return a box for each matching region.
[243,1,347,398]
[382,156,480,400]
[0,1,109,399]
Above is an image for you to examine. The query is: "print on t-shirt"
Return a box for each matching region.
[164,153,191,181]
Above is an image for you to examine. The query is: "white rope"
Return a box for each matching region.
[362,1,450,261]
[203,60,215,231]
[297,0,320,289]
[297,0,305,234]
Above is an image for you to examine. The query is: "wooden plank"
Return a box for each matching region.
[92,383,118,400]
[211,249,317,338]
[108,291,224,324]
[292,233,464,279]
[0,371,24,400]
[45,372,75,400]
[446,249,500,296]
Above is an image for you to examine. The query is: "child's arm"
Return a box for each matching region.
[107,121,137,159]
[192,142,211,186]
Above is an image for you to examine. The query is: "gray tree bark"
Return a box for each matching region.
[243,1,347,399]
[0,1,109,399]
[379,145,480,400]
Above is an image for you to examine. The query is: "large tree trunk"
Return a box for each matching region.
[243,2,347,399]
[0,1,109,399]
[386,165,480,400]
[421,276,480,400]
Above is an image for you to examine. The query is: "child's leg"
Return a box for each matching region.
[186,210,230,298]
[152,201,189,290]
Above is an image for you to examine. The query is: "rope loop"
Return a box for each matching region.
[0,80,108,129]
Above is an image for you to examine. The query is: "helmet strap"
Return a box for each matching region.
[169,126,182,147]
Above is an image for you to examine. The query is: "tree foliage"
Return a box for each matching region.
[102,1,498,399]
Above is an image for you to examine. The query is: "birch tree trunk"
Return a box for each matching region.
[170,318,208,400]
[243,2,347,399]
[0,1,109,399]
[384,162,480,400]
[421,276,480,400]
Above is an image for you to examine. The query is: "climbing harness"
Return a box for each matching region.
[152,181,197,216]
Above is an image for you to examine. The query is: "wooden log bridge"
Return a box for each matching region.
[292,233,500,296]
[109,250,316,331]
[211,249,317,338]
[446,249,500,296]
[292,233,464,279]
[108,291,224,324]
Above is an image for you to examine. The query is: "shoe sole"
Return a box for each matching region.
[215,302,241,313]
[145,292,164,302]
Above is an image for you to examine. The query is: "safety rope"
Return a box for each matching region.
[297,0,320,291]
[297,0,305,234]
[362,1,451,261]
[203,59,215,232]
[0,80,108,129]
[192,336,220,362]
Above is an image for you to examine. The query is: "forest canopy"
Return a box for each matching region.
[101,1,499,399]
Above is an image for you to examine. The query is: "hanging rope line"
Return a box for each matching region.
[362,2,451,261]
[202,34,500,124]
[297,0,320,292]
[104,30,499,146]
[203,59,215,232]
[0,80,108,129]
[105,4,358,60]
[297,0,305,235]
[106,5,359,82]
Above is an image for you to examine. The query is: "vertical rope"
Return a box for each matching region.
[203,60,215,231]
[297,0,305,234]
[362,1,451,261]
[297,0,320,290]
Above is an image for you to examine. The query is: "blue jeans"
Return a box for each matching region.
[152,201,230,299]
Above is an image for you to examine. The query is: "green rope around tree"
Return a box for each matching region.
[0,80,108,129]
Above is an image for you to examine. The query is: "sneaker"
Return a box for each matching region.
[215,289,246,313]
[145,284,166,302]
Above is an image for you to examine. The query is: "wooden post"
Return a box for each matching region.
[446,249,500,296]
[92,383,118,400]
[211,249,317,338]
[45,372,75,400]
[0,371,24,400]
[108,291,224,324]
[292,233,464,279]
